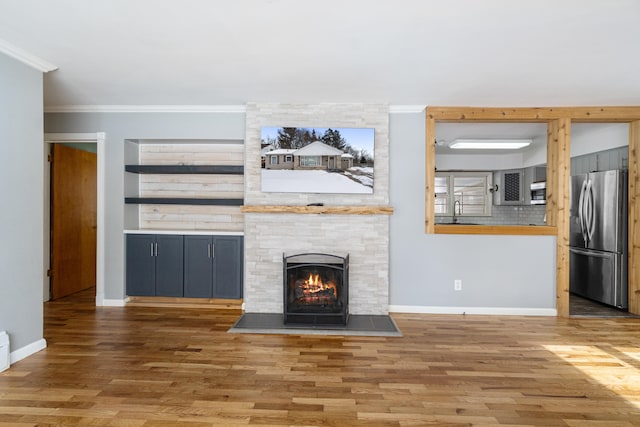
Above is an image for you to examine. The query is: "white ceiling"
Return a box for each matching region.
[1,0,639,109]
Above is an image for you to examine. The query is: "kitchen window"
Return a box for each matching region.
[435,171,492,217]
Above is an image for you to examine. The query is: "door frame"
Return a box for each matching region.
[44,132,106,306]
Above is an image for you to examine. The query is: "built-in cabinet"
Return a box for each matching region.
[184,235,243,299]
[126,234,184,296]
[126,233,243,299]
[123,139,245,301]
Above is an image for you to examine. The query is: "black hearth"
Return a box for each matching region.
[283,253,349,325]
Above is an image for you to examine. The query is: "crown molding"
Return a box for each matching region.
[0,38,57,72]
[45,104,423,114]
[44,104,247,113]
[389,105,426,113]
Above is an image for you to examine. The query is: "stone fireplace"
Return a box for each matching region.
[242,103,391,316]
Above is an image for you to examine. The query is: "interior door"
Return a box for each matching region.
[51,144,97,299]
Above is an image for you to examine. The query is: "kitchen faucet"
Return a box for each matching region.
[453,200,462,223]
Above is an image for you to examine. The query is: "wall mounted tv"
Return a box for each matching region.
[261,126,374,194]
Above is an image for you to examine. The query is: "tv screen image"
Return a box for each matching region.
[260,127,374,194]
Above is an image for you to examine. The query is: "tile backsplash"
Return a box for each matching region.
[436,205,547,226]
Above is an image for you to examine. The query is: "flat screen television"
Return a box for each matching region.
[260,126,374,194]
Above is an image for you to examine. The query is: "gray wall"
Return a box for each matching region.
[44,111,619,311]
[44,112,246,299]
[389,113,556,311]
[0,54,44,350]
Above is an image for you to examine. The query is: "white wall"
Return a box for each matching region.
[44,112,246,301]
[0,53,45,358]
[571,123,629,157]
[389,112,557,314]
[436,152,525,171]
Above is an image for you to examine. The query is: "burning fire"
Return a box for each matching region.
[302,273,337,298]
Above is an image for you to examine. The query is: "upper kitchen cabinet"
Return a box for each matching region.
[493,169,524,205]
[493,165,546,206]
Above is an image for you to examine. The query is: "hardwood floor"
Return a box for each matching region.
[1,291,640,426]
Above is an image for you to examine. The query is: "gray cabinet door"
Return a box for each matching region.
[126,234,156,296]
[212,236,243,299]
[155,235,184,297]
[184,235,213,298]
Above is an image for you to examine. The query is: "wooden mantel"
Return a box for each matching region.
[240,205,394,215]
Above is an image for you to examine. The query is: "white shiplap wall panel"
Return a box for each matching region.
[140,175,244,198]
[136,142,244,230]
[140,205,244,232]
[140,143,244,165]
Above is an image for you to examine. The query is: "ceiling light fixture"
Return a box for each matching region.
[449,139,532,150]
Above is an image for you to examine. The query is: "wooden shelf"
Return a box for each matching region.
[126,197,244,206]
[434,224,557,236]
[125,165,244,174]
[240,205,394,215]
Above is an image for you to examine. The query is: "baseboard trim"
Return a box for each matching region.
[102,298,127,307]
[10,338,47,364]
[389,305,557,316]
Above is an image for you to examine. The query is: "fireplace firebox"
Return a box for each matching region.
[283,253,349,325]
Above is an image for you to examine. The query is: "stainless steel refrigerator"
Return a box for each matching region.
[570,170,628,309]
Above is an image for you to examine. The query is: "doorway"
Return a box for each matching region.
[44,133,105,305]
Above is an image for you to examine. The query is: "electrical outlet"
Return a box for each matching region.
[454,279,462,291]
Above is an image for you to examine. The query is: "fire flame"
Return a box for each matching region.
[303,273,337,298]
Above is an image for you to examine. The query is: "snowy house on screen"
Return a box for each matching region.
[264,141,353,170]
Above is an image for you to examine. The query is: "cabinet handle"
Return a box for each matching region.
[150,242,154,257]
[211,243,215,258]
[207,243,211,258]
[154,242,158,257]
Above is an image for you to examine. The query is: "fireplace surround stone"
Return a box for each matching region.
[242,103,390,316]
[243,212,389,315]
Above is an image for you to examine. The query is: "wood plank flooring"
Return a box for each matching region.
[1,291,640,426]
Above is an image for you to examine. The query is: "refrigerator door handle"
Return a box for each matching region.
[578,179,588,245]
[585,179,596,243]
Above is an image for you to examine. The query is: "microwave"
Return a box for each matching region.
[530,181,546,205]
